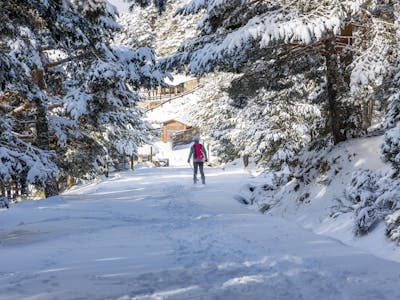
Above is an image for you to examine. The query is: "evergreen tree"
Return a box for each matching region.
[186,57,324,169]
[160,0,397,145]
[381,3,400,176]
[0,0,163,198]
[116,0,199,57]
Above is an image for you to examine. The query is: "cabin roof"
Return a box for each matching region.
[164,74,196,86]
[162,118,191,126]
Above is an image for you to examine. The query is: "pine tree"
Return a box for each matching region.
[381,3,400,176]
[116,0,200,57]
[0,0,164,198]
[160,0,397,145]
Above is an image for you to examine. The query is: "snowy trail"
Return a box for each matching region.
[1,167,400,300]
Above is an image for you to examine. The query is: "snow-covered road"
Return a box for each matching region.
[1,167,400,300]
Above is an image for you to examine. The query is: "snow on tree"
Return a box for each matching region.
[0,116,58,196]
[345,169,400,238]
[115,0,200,58]
[185,55,324,169]
[157,0,397,146]
[381,3,400,176]
[385,209,400,244]
[337,3,400,243]
[130,0,169,13]
[0,0,164,198]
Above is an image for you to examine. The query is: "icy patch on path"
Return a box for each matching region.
[1,167,400,299]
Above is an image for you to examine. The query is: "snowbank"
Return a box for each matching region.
[239,135,400,262]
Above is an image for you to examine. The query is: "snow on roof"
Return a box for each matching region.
[164,74,196,86]
[162,118,188,125]
[160,116,192,126]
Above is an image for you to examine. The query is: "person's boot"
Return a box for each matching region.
[201,177,205,185]
[193,177,198,184]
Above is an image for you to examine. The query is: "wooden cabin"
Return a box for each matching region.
[171,127,199,148]
[161,119,191,143]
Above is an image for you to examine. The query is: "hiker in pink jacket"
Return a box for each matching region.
[187,136,208,184]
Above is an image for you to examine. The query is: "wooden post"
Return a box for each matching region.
[0,181,4,197]
[104,163,109,178]
[130,155,135,170]
[150,147,153,162]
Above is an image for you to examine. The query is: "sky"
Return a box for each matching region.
[108,0,130,14]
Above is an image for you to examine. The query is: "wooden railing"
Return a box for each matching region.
[143,84,203,112]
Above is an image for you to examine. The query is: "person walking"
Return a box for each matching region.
[187,136,208,184]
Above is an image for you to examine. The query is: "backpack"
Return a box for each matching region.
[193,144,203,160]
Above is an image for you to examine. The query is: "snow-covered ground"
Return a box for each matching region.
[2,92,400,300]
[240,135,400,263]
[2,160,400,299]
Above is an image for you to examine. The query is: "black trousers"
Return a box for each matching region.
[193,162,205,183]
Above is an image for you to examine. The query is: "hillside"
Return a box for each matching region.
[238,134,400,262]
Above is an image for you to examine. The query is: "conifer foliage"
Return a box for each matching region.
[161,0,398,146]
[116,0,199,57]
[0,0,163,198]
[381,4,400,176]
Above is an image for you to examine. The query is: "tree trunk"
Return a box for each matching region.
[0,181,4,197]
[362,98,374,131]
[324,36,346,144]
[243,154,249,168]
[33,69,59,197]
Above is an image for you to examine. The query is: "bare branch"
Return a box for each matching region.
[44,51,93,70]
[11,101,30,115]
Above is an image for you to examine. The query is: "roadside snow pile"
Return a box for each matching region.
[237,135,400,261]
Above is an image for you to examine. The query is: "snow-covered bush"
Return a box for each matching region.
[235,170,291,212]
[385,210,400,244]
[382,122,400,173]
[346,170,400,236]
